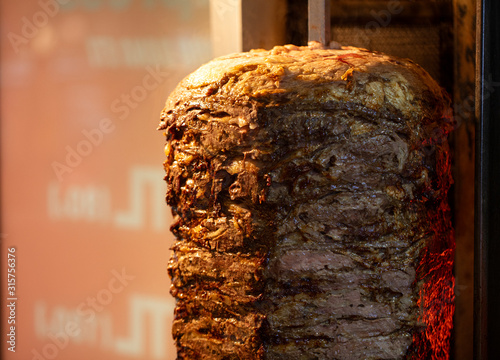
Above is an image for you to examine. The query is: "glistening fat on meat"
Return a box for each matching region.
[159,42,455,360]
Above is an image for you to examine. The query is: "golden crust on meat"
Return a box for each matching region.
[163,41,450,126]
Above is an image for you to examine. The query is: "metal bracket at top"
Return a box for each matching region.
[308,0,331,46]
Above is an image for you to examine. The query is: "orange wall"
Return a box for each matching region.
[1,1,212,359]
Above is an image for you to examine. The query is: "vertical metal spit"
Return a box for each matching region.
[308,0,331,46]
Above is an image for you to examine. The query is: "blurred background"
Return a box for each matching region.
[1,1,211,359]
[1,1,475,359]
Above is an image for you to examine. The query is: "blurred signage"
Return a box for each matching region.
[1,1,212,359]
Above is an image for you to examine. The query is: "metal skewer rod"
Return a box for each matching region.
[308,0,331,46]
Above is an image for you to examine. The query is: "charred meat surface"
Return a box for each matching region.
[159,42,455,360]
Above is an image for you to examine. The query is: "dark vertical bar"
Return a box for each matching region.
[308,0,330,45]
[474,0,487,357]
[475,0,500,359]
